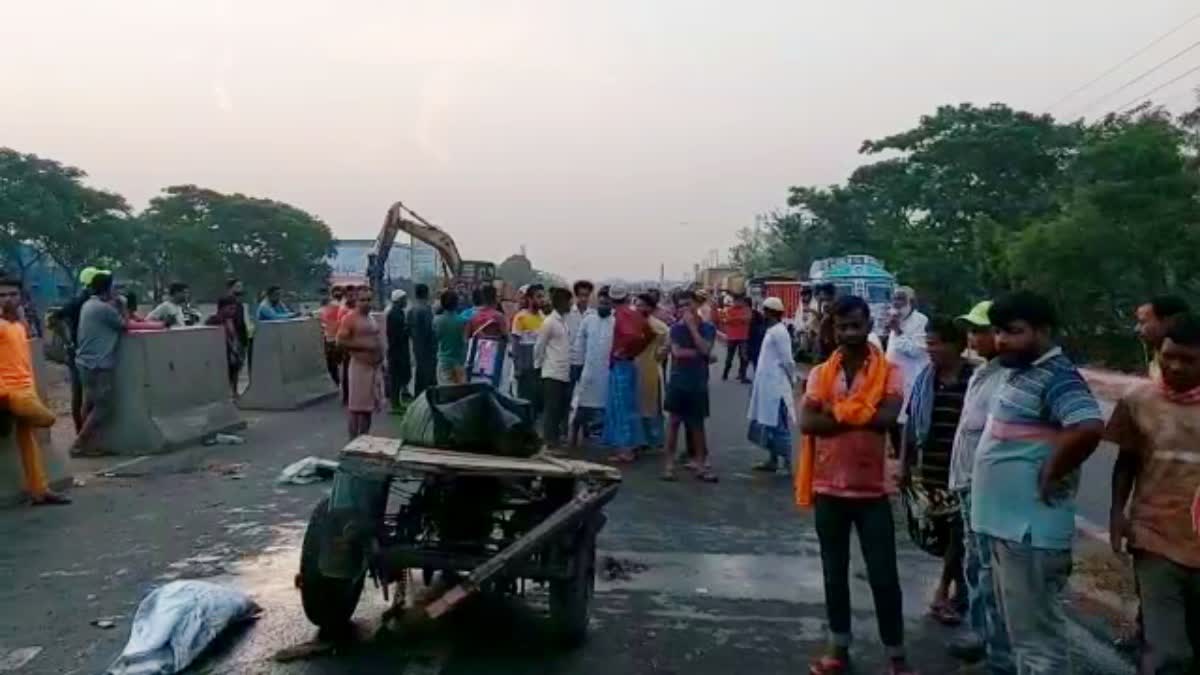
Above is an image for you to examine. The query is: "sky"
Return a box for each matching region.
[4,0,1200,280]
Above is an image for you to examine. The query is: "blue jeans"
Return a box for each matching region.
[958,489,1014,673]
[989,536,1072,675]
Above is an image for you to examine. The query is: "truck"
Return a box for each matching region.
[808,254,895,336]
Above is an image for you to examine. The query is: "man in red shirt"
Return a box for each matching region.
[602,285,655,462]
[721,295,753,383]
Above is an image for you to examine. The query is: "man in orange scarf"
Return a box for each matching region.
[0,276,70,505]
[799,295,911,675]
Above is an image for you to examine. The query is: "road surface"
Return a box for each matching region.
[0,354,1132,674]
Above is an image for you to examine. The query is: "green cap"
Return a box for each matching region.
[958,300,993,327]
[78,267,99,285]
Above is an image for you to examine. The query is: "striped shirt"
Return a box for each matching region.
[971,347,1103,550]
[915,365,973,489]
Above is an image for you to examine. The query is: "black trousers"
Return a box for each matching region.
[413,357,436,398]
[542,377,571,447]
[814,494,905,648]
[516,370,543,416]
[723,340,748,380]
[324,342,341,385]
[388,353,411,406]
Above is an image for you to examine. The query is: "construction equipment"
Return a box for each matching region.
[367,201,498,306]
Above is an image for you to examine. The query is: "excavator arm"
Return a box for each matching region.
[367,201,463,304]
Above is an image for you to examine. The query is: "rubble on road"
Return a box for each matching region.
[276,457,339,485]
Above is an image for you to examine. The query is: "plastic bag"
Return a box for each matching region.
[106,580,260,675]
[277,456,339,485]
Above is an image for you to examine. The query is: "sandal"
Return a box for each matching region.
[659,470,677,482]
[751,462,779,472]
[809,655,848,675]
[930,604,962,627]
[608,453,636,464]
[697,470,719,483]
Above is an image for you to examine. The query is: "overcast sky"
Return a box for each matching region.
[4,1,1199,280]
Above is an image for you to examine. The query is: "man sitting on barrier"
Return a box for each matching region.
[0,276,71,505]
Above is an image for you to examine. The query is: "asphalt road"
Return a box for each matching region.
[0,353,1131,674]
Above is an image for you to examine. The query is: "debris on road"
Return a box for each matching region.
[204,462,248,480]
[91,617,119,629]
[0,646,42,671]
[276,457,339,485]
[599,555,649,581]
[273,639,336,663]
[106,580,260,675]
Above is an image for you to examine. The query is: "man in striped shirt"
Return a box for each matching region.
[971,291,1104,675]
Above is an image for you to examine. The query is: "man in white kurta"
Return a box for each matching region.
[885,286,929,452]
[570,297,615,448]
[747,297,797,472]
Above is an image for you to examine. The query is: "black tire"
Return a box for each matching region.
[299,496,366,629]
[549,517,598,646]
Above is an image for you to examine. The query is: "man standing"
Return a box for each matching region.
[661,290,718,483]
[1135,295,1189,381]
[385,289,411,408]
[602,285,653,463]
[885,286,930,454]
[72,273,127,457]
[721,295,752,383]
[536,287,573,449]
[567,281,594,407]
[407,283,437,397]
[256,286,298,321]
[433,290,467,385]
[635,292,669,450]
[512,284,546,412]
[1108,313,1200,673]
[944,301,1013,670]
[225,279,252,370]
[571,291,615,448]
[971,291,1104,674]
[0,277,70,505]
[900,317,975,626]
[747,297,796,473]
[205,296,246,397]
[319,287,345,385]
[146,282,193,328]
[50,267,100,432]
[801,296,914,675]
[337,287,384,439]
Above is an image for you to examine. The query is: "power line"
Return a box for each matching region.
[1044,9,1200,111]
[1109,62,1200,115]
[1068,39,1200,117]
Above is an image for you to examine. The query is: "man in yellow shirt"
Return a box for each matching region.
[512,284,546,414]
[0,277,70,505]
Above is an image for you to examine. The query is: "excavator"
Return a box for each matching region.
[366,201,500,308]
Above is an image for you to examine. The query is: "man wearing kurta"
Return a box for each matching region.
[635,293,669,449]
[747,297,796,473]
[570,293,614,448]
[0,276,70,505]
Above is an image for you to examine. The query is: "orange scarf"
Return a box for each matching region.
[794,345,889,507]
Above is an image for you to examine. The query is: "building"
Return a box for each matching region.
[327,239,412,286]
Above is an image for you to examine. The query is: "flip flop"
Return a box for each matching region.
[659,471,677,482]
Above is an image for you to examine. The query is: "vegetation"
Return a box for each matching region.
[731,101,1200,368]
[0,148,335,301]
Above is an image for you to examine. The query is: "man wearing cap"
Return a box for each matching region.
[944,300,1013,671]
[603,284,655,462]
[72,271,127,457]
[385,289,411,409]
[50,267,104,431]
[746,297,797,473]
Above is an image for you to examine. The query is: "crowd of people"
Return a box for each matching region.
[7,263,1200,672]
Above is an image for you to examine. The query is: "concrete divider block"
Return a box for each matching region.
[0,339,73,505]
[100,327,245,455]
[239,318,337,411]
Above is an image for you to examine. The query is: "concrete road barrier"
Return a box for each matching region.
[239,318,337,411]
[0,339,73,505]
[100,327,244,455]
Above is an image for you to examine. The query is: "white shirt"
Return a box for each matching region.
[566,303,591,366]
[747,322,797,427]
[947,359,1009,491]
[885,308,930,423]
[535,310,571,383]
[146,300,187,328]
[573,312,614,408]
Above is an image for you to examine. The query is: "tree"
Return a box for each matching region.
[135,185,334,300]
